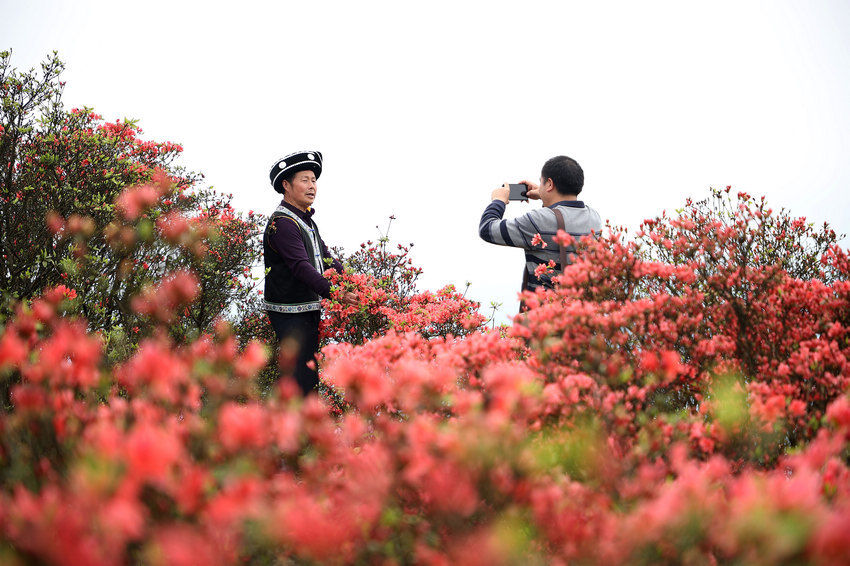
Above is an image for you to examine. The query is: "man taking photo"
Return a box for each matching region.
[479,155,602,306]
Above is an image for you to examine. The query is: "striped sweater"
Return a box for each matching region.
[479,199,602,290]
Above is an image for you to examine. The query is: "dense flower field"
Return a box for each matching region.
[2,182,850,565]
[3,51,850,565]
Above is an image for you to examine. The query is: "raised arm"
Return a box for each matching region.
[479,183,550,249]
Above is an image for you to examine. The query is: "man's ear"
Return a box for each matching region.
[543,177,554,192]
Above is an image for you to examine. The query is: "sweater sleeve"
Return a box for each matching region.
[268,216,332,299]
[479,200,547,249]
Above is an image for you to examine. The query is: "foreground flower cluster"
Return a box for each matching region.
[2,183,850,564]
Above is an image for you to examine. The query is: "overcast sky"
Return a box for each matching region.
[4,0,850,322]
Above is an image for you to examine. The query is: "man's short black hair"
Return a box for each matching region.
[282,170,299,188]
[541,156,584,196]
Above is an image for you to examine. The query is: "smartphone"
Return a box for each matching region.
[508,183,528,201]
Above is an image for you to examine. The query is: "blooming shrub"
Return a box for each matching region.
[321,217,485,346]
[237,217,486,394]
[321,268,485,346]
[0,50,265,349]
[2,181,850,565]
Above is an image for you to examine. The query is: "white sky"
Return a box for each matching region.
[4,0,850,322]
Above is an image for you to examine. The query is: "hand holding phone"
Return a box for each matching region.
[508,183,528,201]
[519,179,541,200]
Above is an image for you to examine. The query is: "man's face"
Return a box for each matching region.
[283,170,317,211]
[539,176,558,206]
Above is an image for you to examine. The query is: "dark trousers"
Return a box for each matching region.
[267,310,321,396]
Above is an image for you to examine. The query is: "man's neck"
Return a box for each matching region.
[283,196,309,213]
[543,194,578,207]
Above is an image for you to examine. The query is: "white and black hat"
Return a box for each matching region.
[269,150,323,194]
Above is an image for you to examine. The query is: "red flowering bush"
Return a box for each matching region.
[4,180,850,564]
[0,51,265,350]
[339,216,423,299]
[321,217,484,346]
[522,188,849,462]
[238,217,485,393]
[321,268,485,346]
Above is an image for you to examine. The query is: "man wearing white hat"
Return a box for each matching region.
[264,150,355,395]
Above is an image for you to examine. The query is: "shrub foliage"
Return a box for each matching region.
[0,50,264,348]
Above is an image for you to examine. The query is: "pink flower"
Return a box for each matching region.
[531,233,548,248]
[826,396,850,431]
[233,341,268,379]
[149,525,224,566]
[0,330,27,369]
[217,402,269,451]
[125,422,182,482]
[115,184,160,220]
